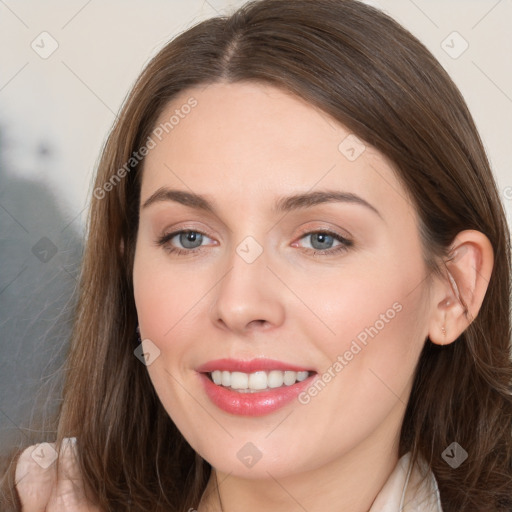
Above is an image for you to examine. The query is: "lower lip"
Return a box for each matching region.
[198,372,316,416]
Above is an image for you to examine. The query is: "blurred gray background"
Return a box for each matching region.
[1,0,511,459]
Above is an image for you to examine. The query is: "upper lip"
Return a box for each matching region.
[196,358,315,373]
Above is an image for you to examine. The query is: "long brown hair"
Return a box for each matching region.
[3,0,511,510]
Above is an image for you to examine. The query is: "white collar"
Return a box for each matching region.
[370,452,443,511]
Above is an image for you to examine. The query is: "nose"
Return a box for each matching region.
[209,241,286,336]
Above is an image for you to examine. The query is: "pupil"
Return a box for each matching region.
[312,233,332,250]
[181,231,202,248]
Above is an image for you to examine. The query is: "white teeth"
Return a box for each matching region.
[230,371,249,389]
[283,371,296,386]
[248,371,268,390]
[296,371,309,382]
[268,370,284,388]
[221,370,230,387]
[208,369,311,392]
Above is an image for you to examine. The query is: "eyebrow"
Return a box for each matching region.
[142,187,382,219]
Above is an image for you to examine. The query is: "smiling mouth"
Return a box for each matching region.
[205,369,316,393]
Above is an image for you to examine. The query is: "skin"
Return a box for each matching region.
[132,82,493,511]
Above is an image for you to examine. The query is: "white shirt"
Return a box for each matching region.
[15,438,443,511]
[369,451,443,511]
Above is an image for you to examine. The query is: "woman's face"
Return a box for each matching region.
[133,82,435,479]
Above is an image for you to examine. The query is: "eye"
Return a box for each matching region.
[294,230,353,255]
[156,229,214,255]
[156,228,353,257]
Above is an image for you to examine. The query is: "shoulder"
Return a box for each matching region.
[15,438,100,512]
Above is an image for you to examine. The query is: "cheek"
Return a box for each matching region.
[133,245,202,346]
[317,278,428,364]
[298,259,430,427]
[301,235,430,368]
[132,249,203,426]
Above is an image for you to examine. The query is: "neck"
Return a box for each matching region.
[197,417,402,512]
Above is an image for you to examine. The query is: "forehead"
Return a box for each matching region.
[140,81,411,219]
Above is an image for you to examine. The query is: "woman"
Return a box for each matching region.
[3,0,511,510]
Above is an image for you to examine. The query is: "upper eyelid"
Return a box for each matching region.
[158,219,352,238]
[295,225,351,240]
[157,229,214,244]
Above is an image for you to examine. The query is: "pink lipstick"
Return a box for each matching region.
[197,358,317,416]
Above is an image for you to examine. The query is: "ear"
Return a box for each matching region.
[428,230,494,345]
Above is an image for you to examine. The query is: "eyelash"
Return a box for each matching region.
[156,228,353,257]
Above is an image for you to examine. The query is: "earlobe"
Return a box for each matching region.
[428,230,494,346]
